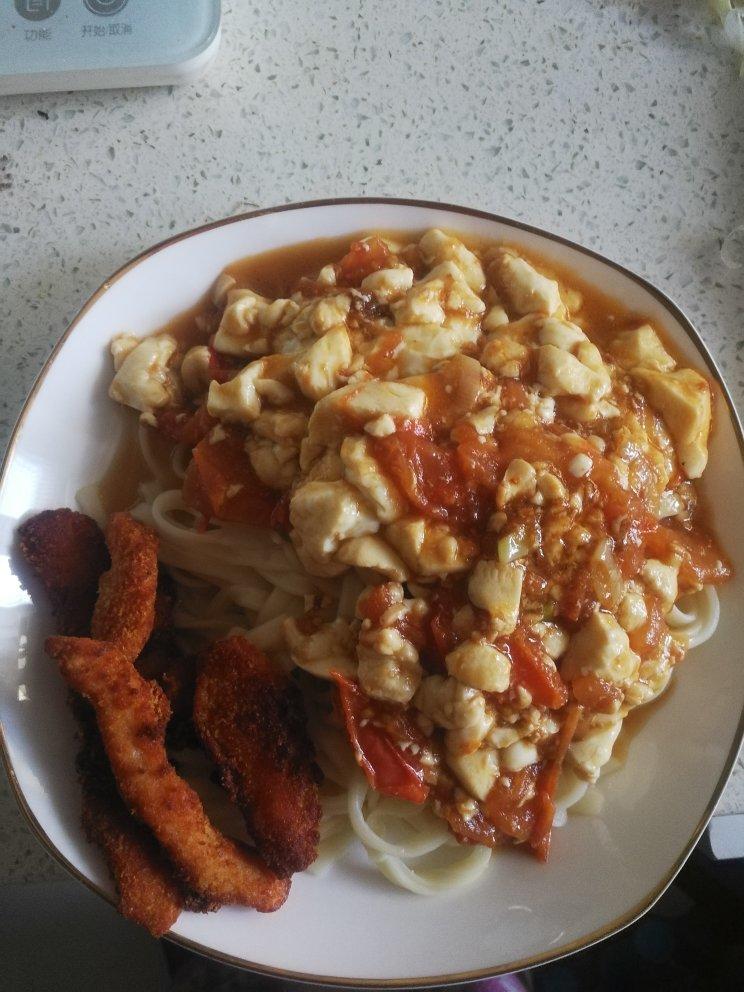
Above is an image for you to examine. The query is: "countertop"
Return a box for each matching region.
[1,0,743,894]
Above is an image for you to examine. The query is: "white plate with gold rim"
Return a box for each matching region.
[1,199,743,986]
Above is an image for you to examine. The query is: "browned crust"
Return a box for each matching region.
[194,636,321,878]
[47,636,290,911]
[81,788,183,937]
[91,512,159,663]
[16,509,109,635]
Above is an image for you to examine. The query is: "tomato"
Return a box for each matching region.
[182,428,278,526]
[332,673,429,804]
[372,427,467,522]
[483,765,539,842]
[365,331,403,376]
[508,626,569,710]
[645,524,731,589]
[439,804,504,849]
[529,704,580,861]
[427,587,461,666]
[155,405,217,446]
[207,347,241,385]
[455,429,502,490]
[571,673,622,713]
[335,238,394,287]
[627,595,667,658]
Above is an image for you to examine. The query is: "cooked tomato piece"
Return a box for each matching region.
[155,405,217,446]
[483,765,539,842]
[645,524,731,589]
[335,238,394,287]
[571,673,622,713]
[207,347,241,385]
[427,587,461,666]
[508,626,569,710]
[439,804,504,848]
[182,428,278,526]
[372,427,468,522]
[365,331,403,376]
[455,429,502,490]
[529,704,580,861]
[627,595,667,658]
[332,673,429,804]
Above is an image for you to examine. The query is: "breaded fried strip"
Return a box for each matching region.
[17,509,109,635]
[73,696,184,934]
[91,513,158,663]
[81,790,183,936]
[47,636,290,911]
[194,636,321,878]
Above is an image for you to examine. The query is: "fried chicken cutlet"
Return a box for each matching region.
[47,636,290,911]
[17,508,184,934]
[17,509,109,635]
[194,637,321,878]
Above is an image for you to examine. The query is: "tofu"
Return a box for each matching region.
[340,435,405,523]
[491,249,562,316]
[344,379,427,422]
[423,262,486,315]
[467,560,523,634]
[414,675,490,736]
[213,289,298,356]
[446,747,499,801]
[537,344,610,401]
[245,436,298,489]
[180,345,212,397]
[446,639,512,693]
[500,739,539,773]
[309,294,351,336]
[361,266,414,302]
[632,367,711,479]
[537,317,587,351]
[109,334,178,413]
[609,324,676,372]
[398,321,481,375]
[337,535,409,581]
[385,517,476,577]
[293,326,353,400]
[561,611,640,684]
[357,624,422,704]
[641,558,679,612]
[289,480,380,576]
[497,459,537,507]
[568,717,623,782]
[419,229,486,292]
[284,617,357,680]
[617,583,648,632]
[206,359,264,424]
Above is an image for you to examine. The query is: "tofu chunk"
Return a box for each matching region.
[419,229,486,292]
[415,675,490,742]
[561,611,640,684]
[497,459,537,507]
[537,317,587,351]
[284,617,357,680]
[357,624,422,704]
[340,436,405,523]
[109,334,179,413]
[609,324,676,372]
[641,558,679,612]
[336,535,409,581]
[446,639,512,693]
[361,267,414,302]
[385,517,476,577]
[491,249,562,316]
[537,345,610,401]
[569,717,623,783]
[206,360,264,424]
[446,747,499,801]
[467,560,523,634]
[289,480,380,576]
[632,368,711,479]
[293,326,353,400]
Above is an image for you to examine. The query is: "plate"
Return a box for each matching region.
[1,199,743,985]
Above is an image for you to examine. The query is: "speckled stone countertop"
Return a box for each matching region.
[1,0,742,889]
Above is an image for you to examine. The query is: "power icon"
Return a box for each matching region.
[83,0,129,15]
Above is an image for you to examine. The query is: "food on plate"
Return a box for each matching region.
[17,509,184,934]
[17,509,109,635]
[46,634,290,912]
[27,226,731,910]
[194,636,322,877]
